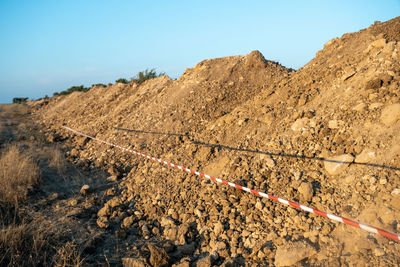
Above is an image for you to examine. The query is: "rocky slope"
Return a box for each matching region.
[35,17,400,266]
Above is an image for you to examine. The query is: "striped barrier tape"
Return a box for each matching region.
[62,126,400,242]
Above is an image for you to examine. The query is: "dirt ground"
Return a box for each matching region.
[2,16,400,267]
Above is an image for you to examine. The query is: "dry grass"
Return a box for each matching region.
[48,145,67,175]
[0,222,50,266]
[0,222,84,266]
[53,241,85,267]
[0,145,40,207]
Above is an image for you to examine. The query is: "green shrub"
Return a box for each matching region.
[115,78,129,84]
[131,69,165,84]
[92,83,106,88]
[54,85,90,96]
[12,98,28,104]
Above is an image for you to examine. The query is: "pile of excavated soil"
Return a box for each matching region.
[35,17,400,266]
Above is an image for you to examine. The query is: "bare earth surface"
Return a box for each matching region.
[4,17,400,266]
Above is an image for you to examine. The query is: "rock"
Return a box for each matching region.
[122,216,136,228]
[68,199,78,206]
[107,175,118,182]
[97,216,109,229]
[265,158,275,168]
[214,221,224,236]
[172,258,191,267]
[148,244,170,267]
[255,201,263,210]
[160,217,176,228]
[371,38,387,48]
[108,166,120,177]
[342,68,356,81]
[107,196,122,208]
[122,257,149,267]
[195,255,212,267]
[70,148,79,157]
[80,184,91,195]
[352,103,366,112]
[49,192,59,200]
[298,182,314,202]
[365,77,383,89]
[328,120,344,129]
[374,248,385,256]
[291,118,308,132]
[381,103,400,126]
[391,188,400,195]
[355,150,376,164]
[274,241,316,267]
[324,154,354,176]
[97,205,111,217]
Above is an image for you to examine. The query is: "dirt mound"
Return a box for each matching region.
[370,16,400,42]
[35,17,400,266]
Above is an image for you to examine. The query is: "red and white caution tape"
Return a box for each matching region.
[63,126,400,242]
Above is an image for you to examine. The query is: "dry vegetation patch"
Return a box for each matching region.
[0,145,40,207]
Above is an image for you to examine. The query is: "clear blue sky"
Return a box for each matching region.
[0,0,399,103]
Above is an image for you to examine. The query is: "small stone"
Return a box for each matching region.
[328,120,344,129]
[355,150,376,164]
[265,158,275,168]
[108,166,120,177]
[274,241,317,267]
[298,182,314,202]
[148,244,170,267]
[214,221,224,236]
[50,192,59,200]
[293,171,302,180]
[70,148,79,157]
[324,154,354,176]
[291,118,309,132]
[172,258,190,267]
[368,176,377,184]
[122,216,135,228]
[344,175,355,184]
[97,216,109,229]
[194,209,202,218]
[379,178,387,185]
[352,103,366,112]
[68,199,78,206]
[107,196,121,208]
[196,256,212,267]
[97,205,111,217]
[160,217,176,228]
[391,188,400,195]
[122,257,148,267]
[106,175,118,182]
[255,201,263,210]
[381,103,400,126]
[80,184,91,195]
[374,248,385,256]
